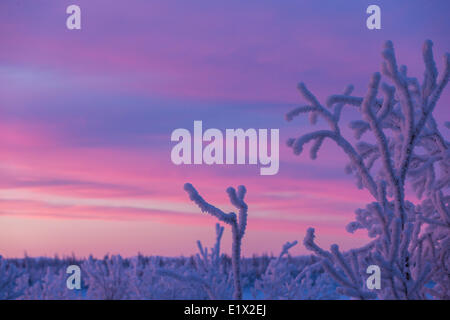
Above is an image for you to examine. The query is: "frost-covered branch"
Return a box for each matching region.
[286,40,450,299]
[184,183,248,300]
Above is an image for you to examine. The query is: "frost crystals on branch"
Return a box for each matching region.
[286,40,450,299]
[184,183,248,300]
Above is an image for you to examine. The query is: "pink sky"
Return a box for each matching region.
[0,0,449,257]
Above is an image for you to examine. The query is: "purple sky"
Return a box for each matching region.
[0,0,449,257]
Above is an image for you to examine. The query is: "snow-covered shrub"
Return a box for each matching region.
[18,266,80,300]
[192,223,234,299]
[82,255,130,300]
[184,183,248,300]
[253,241,299,299]
[156,223,234,299]
[0,256,24,299]
[128,255,198,299]
[286,40,449,299]
[293,264,341,300]
[253,241,297,300]
[253,241,340,300]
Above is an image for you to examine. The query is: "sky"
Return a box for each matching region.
[0,0,449,258]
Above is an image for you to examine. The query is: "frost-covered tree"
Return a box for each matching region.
[184,183,248,300]
[286,40,449,299]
